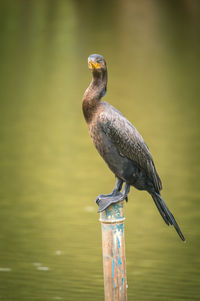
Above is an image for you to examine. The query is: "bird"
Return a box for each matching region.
[82,53,185,241]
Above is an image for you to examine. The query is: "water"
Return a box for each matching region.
[0,1,200,300]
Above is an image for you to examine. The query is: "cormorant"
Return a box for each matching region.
[82,54,185,241]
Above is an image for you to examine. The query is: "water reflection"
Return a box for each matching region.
[0,0,200,300]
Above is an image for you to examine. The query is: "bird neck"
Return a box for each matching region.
[82,69,107,123]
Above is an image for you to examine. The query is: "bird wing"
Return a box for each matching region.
[99,104,162,192]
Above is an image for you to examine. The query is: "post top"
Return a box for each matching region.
[99,201,125,224]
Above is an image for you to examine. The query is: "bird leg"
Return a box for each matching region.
[96,180,130,212]
[95,178,123,200]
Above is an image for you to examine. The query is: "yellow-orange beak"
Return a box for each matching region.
[89,60,102,69]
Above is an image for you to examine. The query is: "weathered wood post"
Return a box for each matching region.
[99,200,127,301]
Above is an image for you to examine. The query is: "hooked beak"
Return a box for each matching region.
[88,60,102,70]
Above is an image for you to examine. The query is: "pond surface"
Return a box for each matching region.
[0,1,200,300]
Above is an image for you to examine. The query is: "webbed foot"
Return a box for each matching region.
[96,191,127,212]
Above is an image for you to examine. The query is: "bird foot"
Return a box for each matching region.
[95,191,128,212]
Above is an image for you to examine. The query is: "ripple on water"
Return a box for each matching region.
[0,267,12,272]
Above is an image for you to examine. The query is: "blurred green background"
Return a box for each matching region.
[0,0,200,300]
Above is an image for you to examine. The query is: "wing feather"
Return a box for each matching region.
[99,104,162,192]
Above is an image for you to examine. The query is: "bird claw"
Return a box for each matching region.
[95,194,107,205]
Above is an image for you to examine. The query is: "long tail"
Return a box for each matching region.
[151,192,185,241]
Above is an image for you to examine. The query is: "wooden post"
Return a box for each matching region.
[99,201,127,301]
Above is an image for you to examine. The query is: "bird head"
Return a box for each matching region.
[88,54,107,72]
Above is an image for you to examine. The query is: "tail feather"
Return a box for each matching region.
[152,194,170,226]
[151,192,185,241]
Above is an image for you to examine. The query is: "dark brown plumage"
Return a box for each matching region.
[82,54,185,241]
